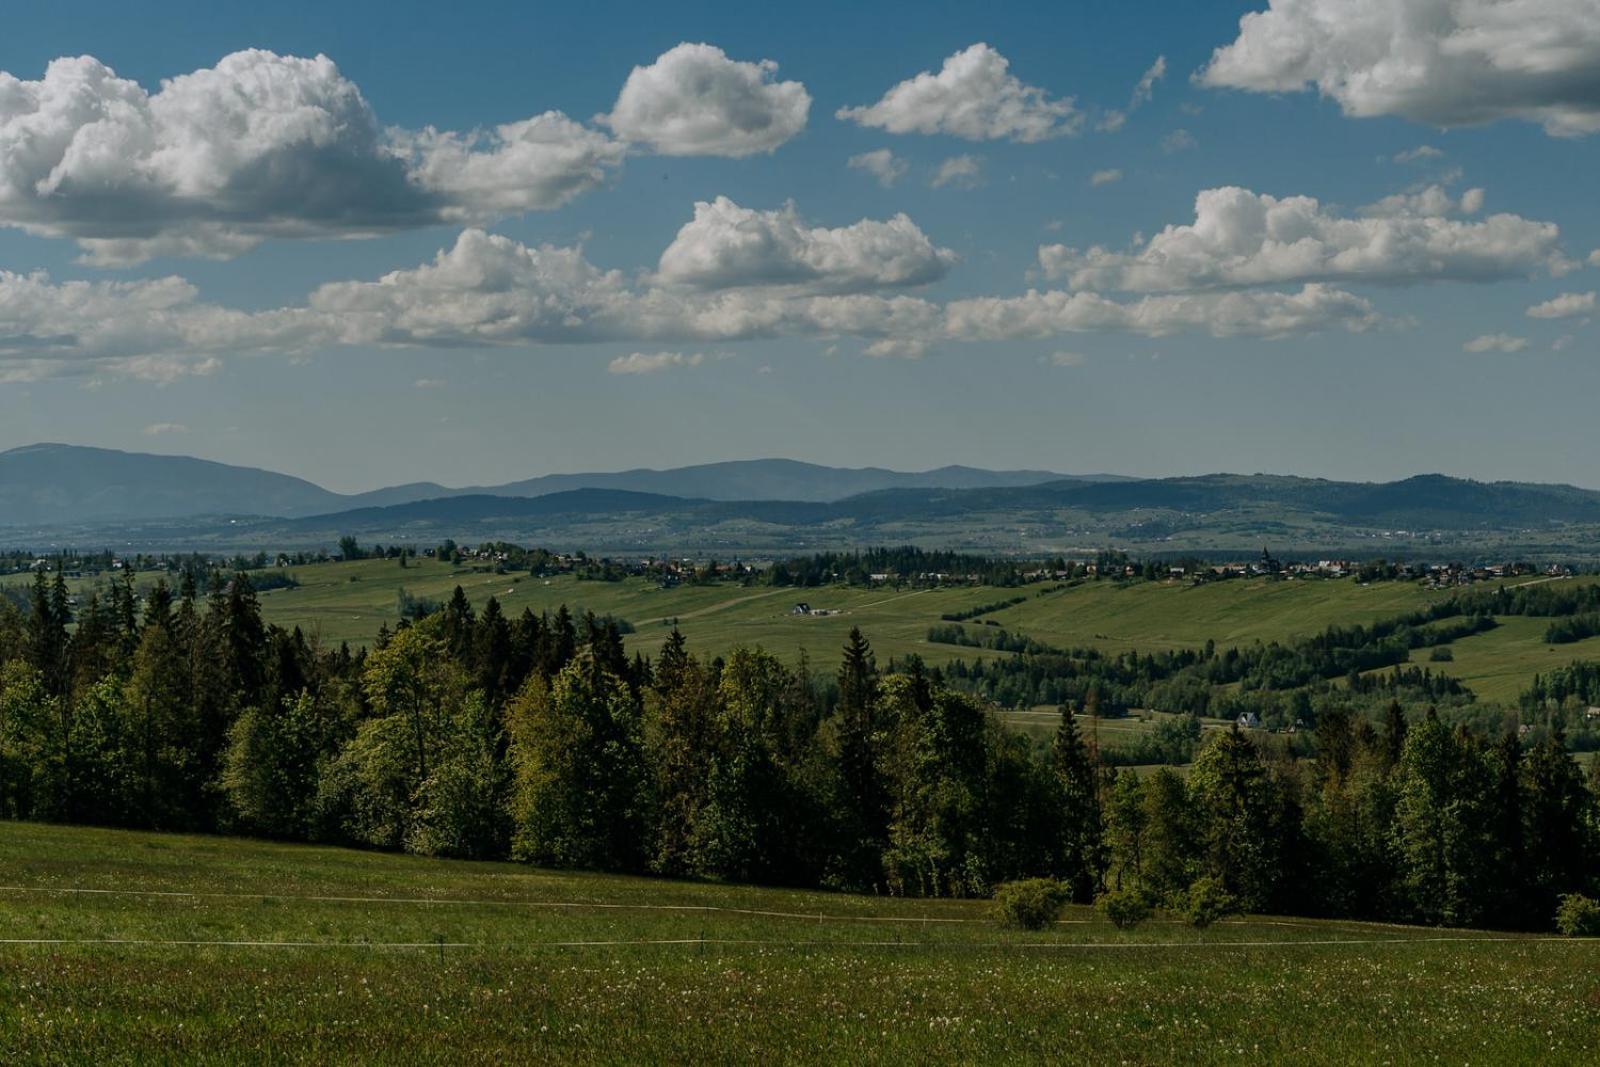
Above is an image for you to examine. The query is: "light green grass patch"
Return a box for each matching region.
[2,821,1597,1064]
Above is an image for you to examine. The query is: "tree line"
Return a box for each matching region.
[0,568,1597,930]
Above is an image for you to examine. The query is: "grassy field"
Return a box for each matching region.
[2,822,1598,1064]
[1423,616,1600,704]
[983,576,1440,654]
[242,558,1036,665]
[239,560,1449,664]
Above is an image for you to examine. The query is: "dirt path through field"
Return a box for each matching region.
[643,588,789,625]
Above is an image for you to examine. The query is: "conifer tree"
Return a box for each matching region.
[1052,705,1106,902]
[835,627,887,886]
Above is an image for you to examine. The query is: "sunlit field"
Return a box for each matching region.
[241,559,1449,659]
[2,822,1597,1064]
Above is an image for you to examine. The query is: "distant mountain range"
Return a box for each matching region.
[0,444,1107,526]
[265,472,1600,536]
[8,444,1600,559]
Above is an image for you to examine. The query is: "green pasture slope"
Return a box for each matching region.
[1425,615,1600,704]
[2,822,1597,1064]
[983,575,1440,654]
[242,558,1444,661]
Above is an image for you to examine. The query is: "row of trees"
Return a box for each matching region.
[1,569,1598,929]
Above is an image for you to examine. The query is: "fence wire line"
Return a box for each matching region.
[0,883,992,924]
[2,884,1573,942]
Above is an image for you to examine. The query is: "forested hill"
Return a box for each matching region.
[0,444,1087,525]
[1038,473,1600,528]
[474,459,1092,502]
[277,472,1600,532]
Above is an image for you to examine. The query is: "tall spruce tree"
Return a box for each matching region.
[1052,705,1106,902]
[835,627,887,888]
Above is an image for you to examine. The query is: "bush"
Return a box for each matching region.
[993,878,1069,930]
[1556,893,1600,937]
[1428,646,1454,662]
[1097,886,1154,930]
[1184,876,1239,929]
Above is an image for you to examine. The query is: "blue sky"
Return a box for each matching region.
[1,0,1597,491]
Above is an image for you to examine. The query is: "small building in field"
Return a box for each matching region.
[791,603,811,616]
[1236,712,1261,730]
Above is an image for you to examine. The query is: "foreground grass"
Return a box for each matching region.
[2,823,1598,1063]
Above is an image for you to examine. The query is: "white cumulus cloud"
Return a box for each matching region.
[946,283,1380,340]
[1090,168,1124,186]
[0,267,316,378]
[1038,185,1567,292]
[0,218,1399,381]
[598,43,809,157]
[654,197,957,293]
[837,43,1080,142]
[1200,0,1600,137]
[0,50,625,264]
[394,112,624,218]
[1527,290,1597,317]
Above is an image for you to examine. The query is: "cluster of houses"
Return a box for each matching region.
[1166,552,1568,587]
[1420,561,1568,588]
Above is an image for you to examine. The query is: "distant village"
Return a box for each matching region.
[2,541,1578,594]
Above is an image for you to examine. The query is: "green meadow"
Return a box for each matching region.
[2,821,1597,1064]
[1426,615,1600,704]
[242,558,1447,661]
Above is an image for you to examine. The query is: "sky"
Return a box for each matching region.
[1,0,1598,493]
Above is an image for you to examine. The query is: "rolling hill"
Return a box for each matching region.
[0,444,1089,526]
[156,470,1600,560]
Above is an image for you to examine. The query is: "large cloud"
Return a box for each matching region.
[311,230,1373,349]
[598,43,810,156]
[1200,0,1600,136]
[307,226,945,348]
[1039,185,1567,292]
[308,228,639,346]
[0,50,625,263]
[0,268,316,380]
[653,197,957,293]
[837,44,1081,142]
[1,218,1386,382]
